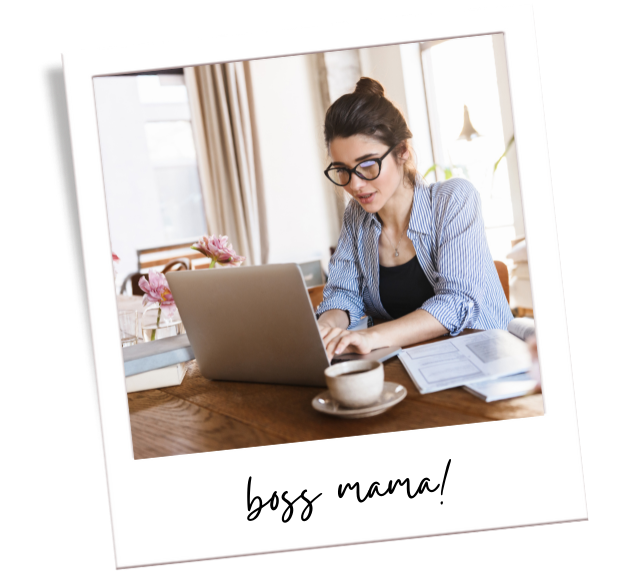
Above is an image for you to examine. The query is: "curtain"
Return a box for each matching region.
[184,63,268,265]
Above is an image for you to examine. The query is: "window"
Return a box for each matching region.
[420,35,519,264]
[138,74,207,243]
[94,71,208,290]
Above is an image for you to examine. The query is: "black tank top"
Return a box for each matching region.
[379,256,435,319]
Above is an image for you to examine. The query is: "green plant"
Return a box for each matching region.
[423,135,515,182]
[493,135,515,173]
[423,163,454,180]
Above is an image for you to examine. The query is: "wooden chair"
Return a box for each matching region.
[307,285,325,310]
[494,260,510,303]
[161,258,190,273]
[137,241,211,272]
[120,272,146,296]
[120,258,191,295]
[515,307,533,318]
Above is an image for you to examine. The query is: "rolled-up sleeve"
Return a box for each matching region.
[315,206,366,329]
[420,180,490,336]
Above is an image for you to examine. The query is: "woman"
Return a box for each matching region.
[316,77,513,358]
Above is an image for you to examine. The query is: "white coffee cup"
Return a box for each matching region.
[324,360,384,408]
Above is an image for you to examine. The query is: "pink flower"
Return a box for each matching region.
[191,235,245,267]
[138,269,177,317]
[112,253,120,262]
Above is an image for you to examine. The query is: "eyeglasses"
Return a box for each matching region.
[324,145,396,187]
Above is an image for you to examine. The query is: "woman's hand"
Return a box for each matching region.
[319,325,376,359]
[318,309,446,360]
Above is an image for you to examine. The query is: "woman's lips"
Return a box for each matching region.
[357,192,376,204]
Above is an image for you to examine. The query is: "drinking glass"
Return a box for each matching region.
[119,310,139,347]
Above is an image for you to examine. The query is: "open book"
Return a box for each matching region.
[398,318,535,396]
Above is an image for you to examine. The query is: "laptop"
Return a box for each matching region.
[166,264,400,387]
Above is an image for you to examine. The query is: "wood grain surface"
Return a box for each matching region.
[128,332,544,459]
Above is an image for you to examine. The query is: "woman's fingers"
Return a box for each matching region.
[327,331,372,357]
[330,335,355,356]
[318,325,329,339]
[318,324,374,358]
[321,327,345,347]
[324,330,353,358]
[318,323,336,338]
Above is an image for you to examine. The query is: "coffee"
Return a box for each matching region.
[324,360,384,409]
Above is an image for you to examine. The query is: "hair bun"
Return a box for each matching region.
[354,77,385,97]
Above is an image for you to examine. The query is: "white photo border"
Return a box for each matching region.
[62,4,586,568]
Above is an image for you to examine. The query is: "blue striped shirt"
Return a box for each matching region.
[316,178,513,336]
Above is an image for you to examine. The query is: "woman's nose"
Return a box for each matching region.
[346,173,366,194]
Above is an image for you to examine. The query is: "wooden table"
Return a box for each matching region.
[128,331,544,460]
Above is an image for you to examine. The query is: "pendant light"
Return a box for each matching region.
[457,105,481,141]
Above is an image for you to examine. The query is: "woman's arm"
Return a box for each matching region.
[315,201,367,328]
[419,178,510,334]
[318,309,350,330]
[323,308,447,359]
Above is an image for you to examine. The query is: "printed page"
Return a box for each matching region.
[399,330,532,393]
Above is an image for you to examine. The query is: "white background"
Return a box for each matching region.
[61,3,588,569]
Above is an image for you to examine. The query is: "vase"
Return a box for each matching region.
[141,303,184,342]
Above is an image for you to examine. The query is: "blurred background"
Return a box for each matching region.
[95,33,533,318]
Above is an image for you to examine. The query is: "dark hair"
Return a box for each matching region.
[324,77,418,188]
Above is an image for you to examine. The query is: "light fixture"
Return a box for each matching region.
[457,105,481,141]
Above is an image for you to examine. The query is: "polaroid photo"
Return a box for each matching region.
[62,4,586,568]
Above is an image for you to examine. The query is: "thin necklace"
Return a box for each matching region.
[381,218,410,258]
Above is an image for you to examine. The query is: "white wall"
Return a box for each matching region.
[248,54,340,269]
[359,45,410,121]
[324,49,361,102]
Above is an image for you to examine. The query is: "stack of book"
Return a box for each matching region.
[398,318,539,402]
[123,334,196,393]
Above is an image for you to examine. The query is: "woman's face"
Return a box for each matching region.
[328,134,406,213]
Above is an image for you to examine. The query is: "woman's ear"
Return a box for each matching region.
[396,141,410,164]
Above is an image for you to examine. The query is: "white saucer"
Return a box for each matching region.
[312,382,407,419]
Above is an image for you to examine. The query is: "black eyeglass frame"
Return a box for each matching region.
[323,144,397,186]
